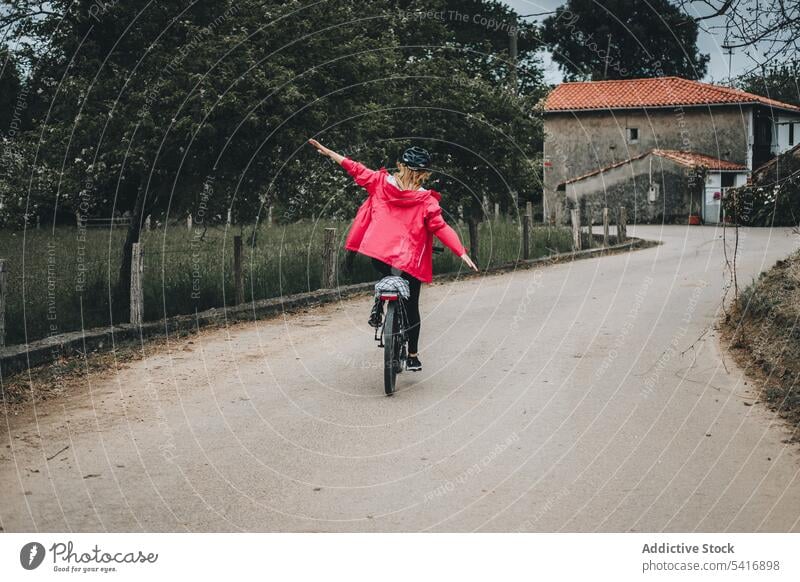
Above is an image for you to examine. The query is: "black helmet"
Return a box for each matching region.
[400,146,432,171]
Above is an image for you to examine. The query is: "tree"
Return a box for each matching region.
[541,0,709,81]
[737,62,800,107]
[0,0,547,276]
[0,45,23,135]
[0,0,399,300]
[296,1,546,257]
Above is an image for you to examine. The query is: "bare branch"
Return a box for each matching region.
[690,0,735,23]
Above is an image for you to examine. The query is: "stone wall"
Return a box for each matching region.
[563,155,702,224]
[544,105,750,222]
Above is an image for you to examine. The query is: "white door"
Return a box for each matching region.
[704,187,722,223]
[703,173,722,224]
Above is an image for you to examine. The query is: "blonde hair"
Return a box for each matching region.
[396,163,430,190]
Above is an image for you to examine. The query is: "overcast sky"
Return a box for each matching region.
[504,0,755,85]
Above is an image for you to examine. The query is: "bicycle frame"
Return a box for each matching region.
[373,269,412,395]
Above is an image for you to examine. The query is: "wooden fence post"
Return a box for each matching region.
[130,243,144,326]
[522,213,531,260]
[267,205,273,227]
[144,214,151,231]
[603,207,609,247]
[618,206,627,242]
[494,202,500,221]
[571,208,581,251]
[526,201,533,220]
[0,259,6,347]
[587,213,594,248]
[233,235,244,305]
[322,227,336,288]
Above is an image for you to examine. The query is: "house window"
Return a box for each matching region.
[627,127,639,144]
[790,123,795,146]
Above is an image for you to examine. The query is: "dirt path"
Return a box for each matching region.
[2,225,799,532]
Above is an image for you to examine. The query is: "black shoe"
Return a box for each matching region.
[406,355,422,371]
[368,298,383,328]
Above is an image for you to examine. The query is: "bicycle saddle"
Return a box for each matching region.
[374,275,410,300]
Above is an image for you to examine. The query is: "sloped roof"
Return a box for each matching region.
[544,77,800,113]
[559,149,747,188]
[652,149,747,171]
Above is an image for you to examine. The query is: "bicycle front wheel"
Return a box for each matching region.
[383,301,399,396]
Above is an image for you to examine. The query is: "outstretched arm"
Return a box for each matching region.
[308,138,377,188]
[437,225,478,271]
[426,205,479,272]
[308,138,345,165]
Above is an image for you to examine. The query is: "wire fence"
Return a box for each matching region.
[0,219,575,347]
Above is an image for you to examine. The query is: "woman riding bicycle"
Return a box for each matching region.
[308,139,478,371]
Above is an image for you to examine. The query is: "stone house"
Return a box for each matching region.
[542,77,800,224]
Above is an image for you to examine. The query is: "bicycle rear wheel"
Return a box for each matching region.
[383,301,400,395]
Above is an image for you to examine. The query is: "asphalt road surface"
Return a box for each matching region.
[2,225,799,532]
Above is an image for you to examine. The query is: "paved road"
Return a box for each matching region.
[2,225,799,532]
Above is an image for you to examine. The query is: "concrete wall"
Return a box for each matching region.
[563,155,701,224]
[543,105,752,222]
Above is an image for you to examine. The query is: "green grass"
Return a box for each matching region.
[0,219,573,346]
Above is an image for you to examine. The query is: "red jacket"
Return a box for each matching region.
[342,158,466,283]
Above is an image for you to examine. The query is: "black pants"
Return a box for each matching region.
[371,258,422,354]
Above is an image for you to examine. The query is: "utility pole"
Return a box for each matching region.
[509,13,519,212]
[508,12,556,214]
[723,24,734,87]
[509,16,518,94]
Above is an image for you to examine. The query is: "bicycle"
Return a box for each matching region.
[371,246,443,396]
[373,274,410,396]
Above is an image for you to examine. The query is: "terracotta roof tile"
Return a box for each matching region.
[544,77,800,113]
[559,149,746,187]
[651,149,747,171]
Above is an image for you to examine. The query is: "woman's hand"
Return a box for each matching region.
[308,138,330,156]
[308,139,345,164]
[460,253,478,272]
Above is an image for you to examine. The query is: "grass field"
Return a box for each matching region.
[0,219,573,346]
